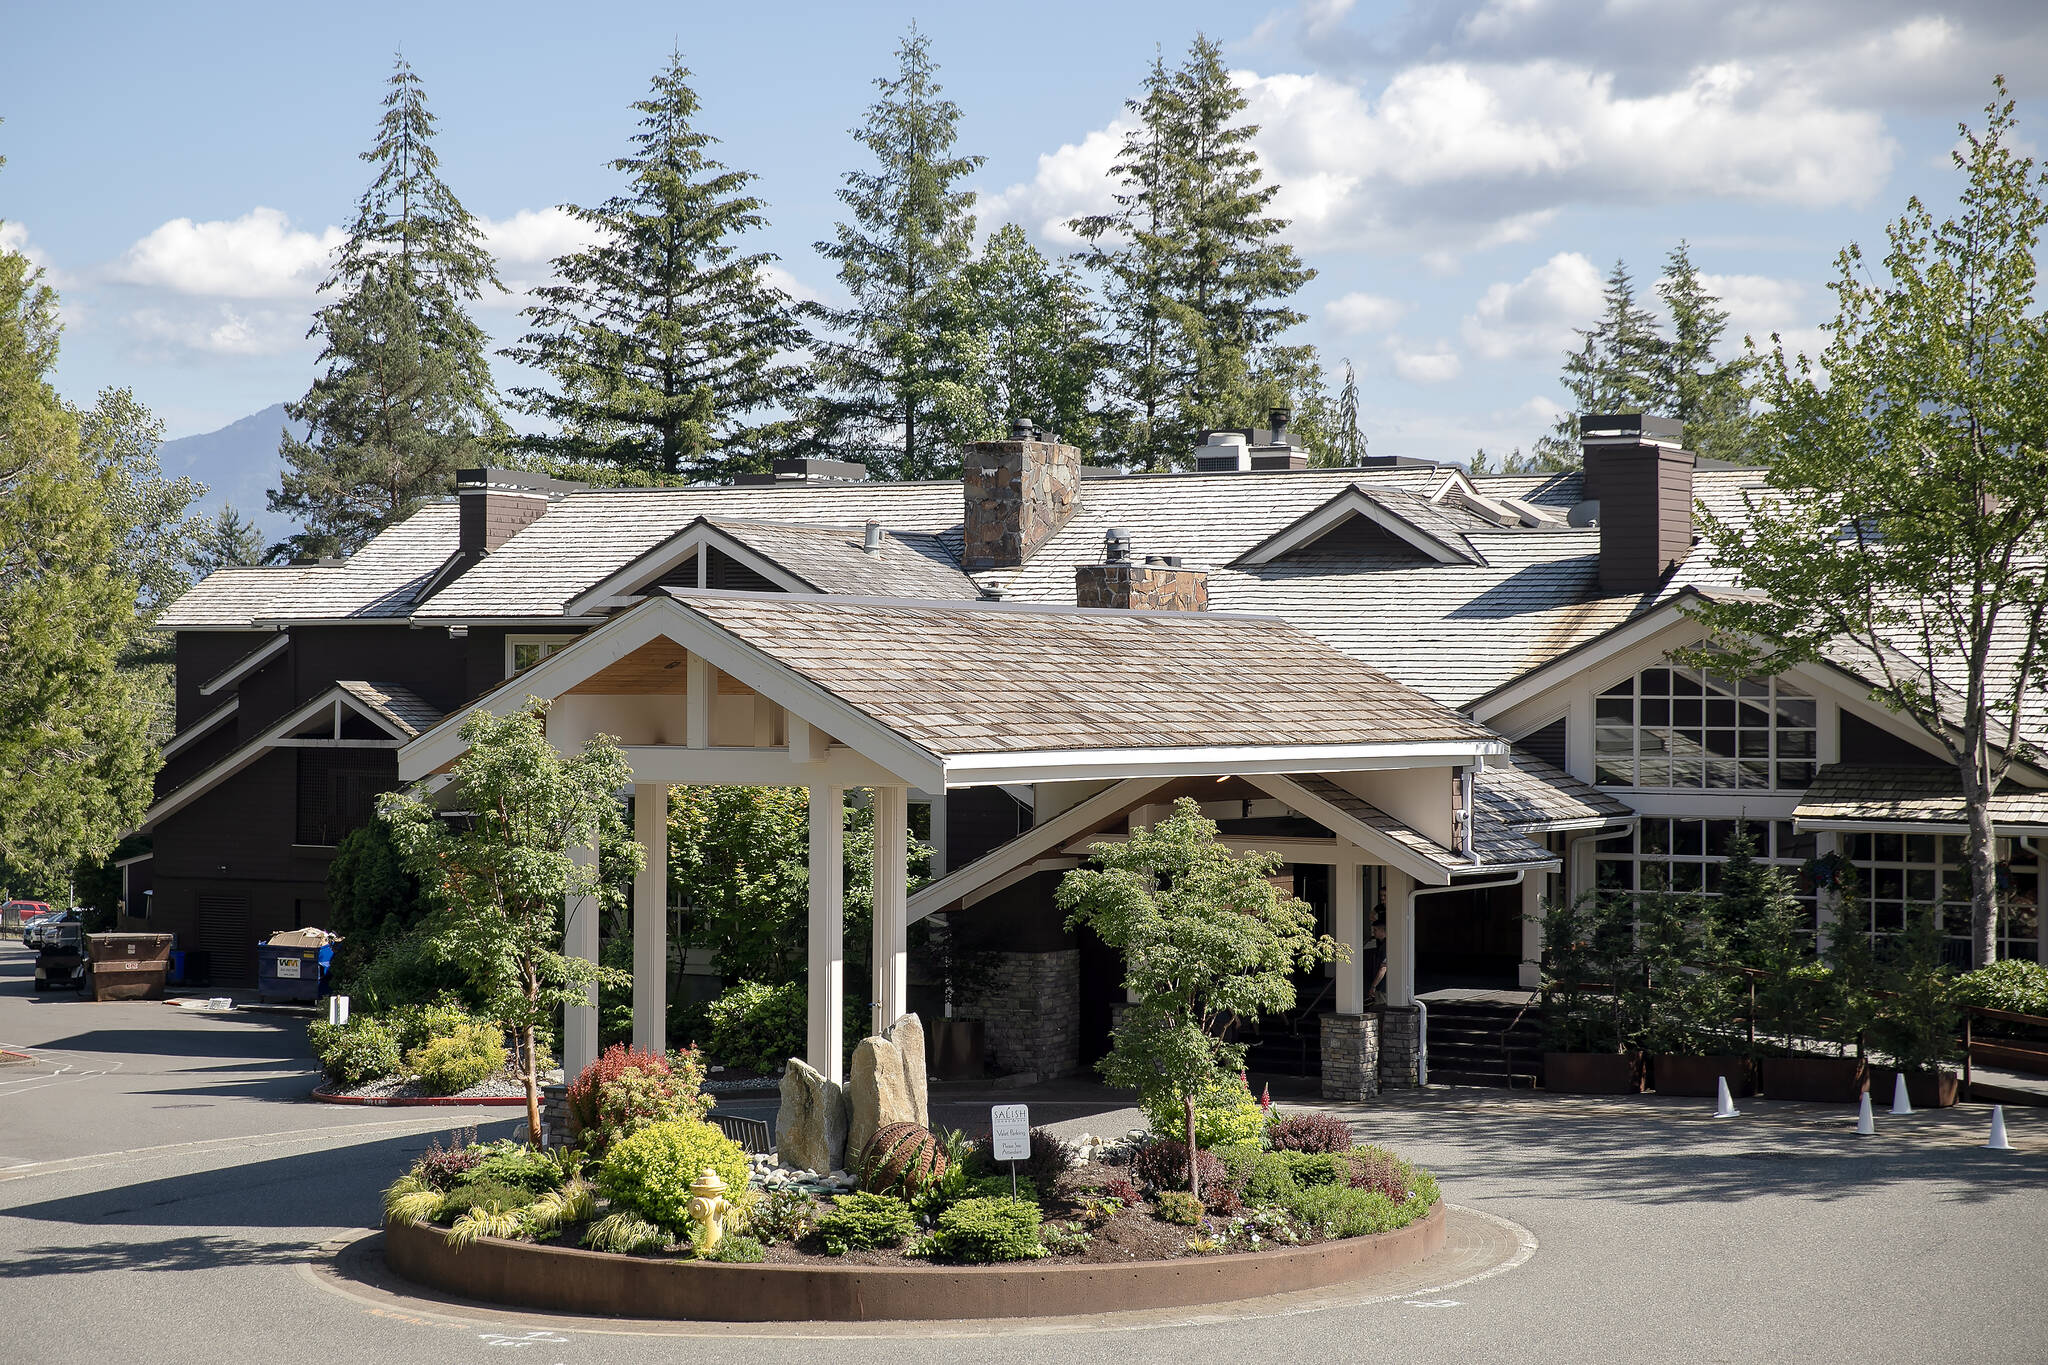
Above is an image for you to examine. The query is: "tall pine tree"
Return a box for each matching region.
[1328,358,1367,465]
[1531,261,1664,469]
[272,56,504,556]
[807,25,983,481]
[507,53,810,481]
[1655,241,1756,462]
[1078,37,1313,470]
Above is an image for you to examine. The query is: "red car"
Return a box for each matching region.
[9,901,55,945]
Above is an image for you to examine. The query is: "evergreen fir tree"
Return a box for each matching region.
[187,506,269,574]
[507,53,810,481]
[807,24,983,480]
[1330,358,1368,465]
[1077,37,1313,470]
[271,56,505,555]
[1531,261,1663,469]
[1655,241,1756,462]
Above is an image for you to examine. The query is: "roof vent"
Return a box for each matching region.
[1144,553,1182,568]
[1195,430,1252,473]
[862,520,883,556]
[1567,501,1600,528]
[1105,527,1131,563]
[1010,416,1034,440]
[1268,407,1291,445]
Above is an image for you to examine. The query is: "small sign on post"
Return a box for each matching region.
[991,1103,1031,1197]
[327,994,350,1027]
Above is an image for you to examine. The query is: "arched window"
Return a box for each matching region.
[1594,666,1817,790]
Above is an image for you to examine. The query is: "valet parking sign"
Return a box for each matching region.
[991,1104,1030,1196]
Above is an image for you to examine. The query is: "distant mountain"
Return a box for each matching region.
[157,403,305,542]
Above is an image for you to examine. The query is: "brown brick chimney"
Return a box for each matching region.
[1579,415,1695,594]
[962,423,1080,569]
[456,468,576,556]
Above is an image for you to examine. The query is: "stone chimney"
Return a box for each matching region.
[456,468,576,556]
[962,421,1081,569]
[1075,530,1207,610]
[1579,414,1695,595]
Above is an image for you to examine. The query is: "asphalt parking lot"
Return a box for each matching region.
[3,939,2044,1364]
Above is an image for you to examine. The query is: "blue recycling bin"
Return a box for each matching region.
[256,942,332,1002]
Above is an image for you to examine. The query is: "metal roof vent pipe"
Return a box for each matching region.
[1010,416,1034,440]
[1269,407,1292,445]
[1104,527,1131,563]
[862,520,884,557]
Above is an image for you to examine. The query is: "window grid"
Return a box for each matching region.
[1596,667,1817,791]
[1595,818,1820,929]
[1844,832,2039,960]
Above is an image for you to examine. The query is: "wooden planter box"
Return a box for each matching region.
[1543,1051,1645,1094]
[1759,1055,1867,1103]
[1869,1065,1960,1108]
[1652,1055,1756,1097]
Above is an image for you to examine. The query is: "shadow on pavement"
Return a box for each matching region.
[0,1233,319,1277]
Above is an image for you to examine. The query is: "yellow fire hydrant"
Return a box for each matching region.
[686,1167,732,1255]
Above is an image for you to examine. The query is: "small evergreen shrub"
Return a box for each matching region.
[929,1196,1045,1263]
[1240,1151,1300,1207]
[1017,1126,1076,1193]
[701,980,806,1073]
[406,1022,506,1095]
[812,1191,915,1255]
[1154,1190,1204,1226]
[965,1173,1039,1205]
[597,1120,750,1232]
[703,1234,765,1264]
[1128,1138,1226,1194]
[443,1177,538,1217]
[1281,1151,1348,1188]
[743,1187,817,1244]
[1266,1112,1352,1154]
[455,1140,566,1195]
[308,1017,401,1087]
[1287,1183,1404,1238]
[1141,1074,1268,1150]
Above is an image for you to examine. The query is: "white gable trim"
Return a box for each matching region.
[564,517,822,615]
[1246,772,1462,884]
[1233,486,1476,568]
[942,739,1503,787]
[907,777,1170,922]
[162,696,240,759]
[198,632,287,697]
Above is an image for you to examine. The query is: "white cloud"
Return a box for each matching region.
[123,303,310,357]
[1460,251,1603,361]
[988,58,1892,257]
[480,207,600,266]
[1326,291,1410,334]
[1391,341,1462,383]
[111,207,343,299]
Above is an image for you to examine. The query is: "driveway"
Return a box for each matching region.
[2,939,2044,1364]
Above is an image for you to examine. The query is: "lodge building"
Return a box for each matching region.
[136,415,2048,1097]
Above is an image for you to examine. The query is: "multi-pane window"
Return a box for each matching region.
[508,636,574,674]
[1595,818,1819,926]
[1595,667,1817,790]
[1844,832,2039,963]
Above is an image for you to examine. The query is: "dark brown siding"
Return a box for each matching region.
[176,632,276,728]
[945,787,1031,871]
[1518,717,1568,770]
[705,548,780,593]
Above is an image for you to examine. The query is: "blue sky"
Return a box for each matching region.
[6,0,2046,469]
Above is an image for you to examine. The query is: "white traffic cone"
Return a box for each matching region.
[1714,1075,1739,1118]
[1987,1105,2012,1151]
[1855,1092,1875,1136]
[1891,1072,1913,1116]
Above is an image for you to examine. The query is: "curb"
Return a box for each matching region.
[312,1085,527,1108]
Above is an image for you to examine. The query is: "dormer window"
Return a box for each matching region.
[1595,666,1817,790]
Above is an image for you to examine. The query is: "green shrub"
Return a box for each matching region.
[406,1022,507,1095]
[700,980,805,1074]
[597,1120,751,1232]
[1281,1152,1347,1188]
[929,1196,1045,1263]
[1287,1183,1404,1238]
[1953,959,2048,1034]
[1240,1151,1299,1207]
[307,1016,401,1086]
[455,1140,567,1195]
[443,1177,538,1218]
[743,1187,817,1244]
[389,1002,483,1057]
[965,1173,1039,1205]
[1141,1074,1267,1150]
[703,1234,765,1263]
[812,1191,915,1255]
[1154,1190,1204,1226]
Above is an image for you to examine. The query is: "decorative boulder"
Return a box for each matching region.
[775,1057,849,1175]
[845,1013,931,1165]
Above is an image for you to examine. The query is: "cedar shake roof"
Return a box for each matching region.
[670,591,1497,756]
[1287,773,1555,874]
[702,519,979,599]
[1794,763,2048,831]
[157,503,460,627]
[1477,749,1637,830]
[336,681,444,739]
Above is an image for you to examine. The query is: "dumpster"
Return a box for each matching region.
[35,922,87,992]
[87,932,174,1001]
[256,929,337,1003]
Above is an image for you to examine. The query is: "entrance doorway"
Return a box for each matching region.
[1415,881,1523,992]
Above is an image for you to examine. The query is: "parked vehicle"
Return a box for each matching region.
[7,901,54,941]
[24,909,78,949]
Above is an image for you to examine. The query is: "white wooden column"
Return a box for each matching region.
[1519,871,1545,990]
[808,784,846,1083]
[1332,861,1366,1015]
[1385,868,1417,1008]
[563,840,600,1080]
[632,783,668,1056]
[872,785,910,1033]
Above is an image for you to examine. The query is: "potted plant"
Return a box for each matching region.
[1867,907,1961,1107]
[1539,893,1645,1094]
[1734,852,1865,1103]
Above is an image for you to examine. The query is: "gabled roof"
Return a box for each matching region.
[157,504,460,628]
[1232,485,1492,568]
[1278,773,1557,876]
[142,681,441,830]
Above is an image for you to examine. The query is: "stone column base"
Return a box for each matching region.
[540,1081,572,1148]
[1320,1012,1381,1101]
[1379,1005,1422,1089]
